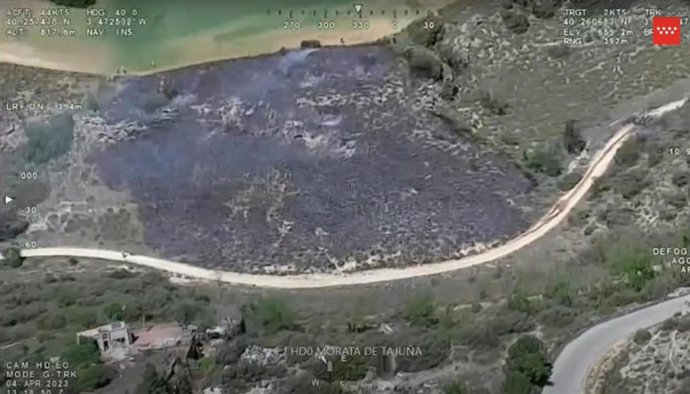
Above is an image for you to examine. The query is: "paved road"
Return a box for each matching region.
[8,97,688,289]
[543,294,690,394]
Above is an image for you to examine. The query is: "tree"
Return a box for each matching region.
[175,303,197,327]
[563,119,586,154]
[102,303,125,321]
[63,338,100,366]
[63,338,110,391]
[2,246,24,268]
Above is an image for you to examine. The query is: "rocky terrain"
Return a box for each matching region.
[593,312,690,394]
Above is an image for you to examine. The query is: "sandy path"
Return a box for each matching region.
[14,97,687,289]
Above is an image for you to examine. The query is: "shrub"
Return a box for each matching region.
[508,292,532,313]
[563,120,586,154]
[63,337,100,366]
[460,324,500,351]
[443,378,469,394]
[646,146,664,167]
[545,278,574,307]
[501,10,530,34]
[633,329,651,344]
[2,246,24,268]
[404,293,439,327]
[38,312,67,330]
[671,170,689,187]
[174,303,197,326]
[241,297,298,333]
[607,246,655,291]
[55,287,80,308]
[557,170,583,191]
[404,46,443,80]
[613,168,650,199]
[505,335,552,388]
[615,137,640,168]
[102,303,125,321]
[479,90,509,115]
[523,143,563,176]
[64,338,110,390]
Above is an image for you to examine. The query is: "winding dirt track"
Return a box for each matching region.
[16,98,688,289]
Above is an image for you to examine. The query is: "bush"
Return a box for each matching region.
[544,278,574,307]
[70,307,98,329]
[503,370,534,394]
[460,324,500,351]
[23,114,75,164]
[63,337,100,366]
[404,46,443,80]
[55,287,80,308]
[2,246,24,268]
[75,364,110,391]
[395,333,450,372]
[443,378,469,394]
[64,338,111,390]
[671,169,689,187]
[646,146,664,167]
[557,170,583,191]
[102,303,125,321]
[404,293,439,327]
[501,10,530,34]
[523,143,563,176]
[241,297,298,334]
[174,303,197,326]
[563,120,585,154]
[508,292,536,313]
[38,312,67,330]
[607,246,655,291]
[613,168,650,199]
[614,137,640,168]
[633,329,651,344]
[505,335,552,389]
[539,305,576,328]
[479,90,509,115]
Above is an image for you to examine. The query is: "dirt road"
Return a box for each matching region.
[543,294,690,394]
[12,97,688,289]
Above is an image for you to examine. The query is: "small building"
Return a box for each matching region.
[77,321,132,354]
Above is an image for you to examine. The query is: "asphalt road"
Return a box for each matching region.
[6,98,688,289]
[543,294,690,394]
